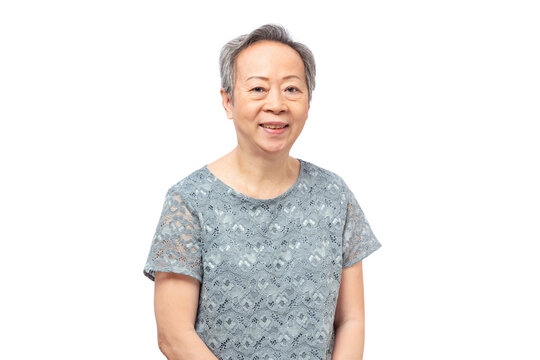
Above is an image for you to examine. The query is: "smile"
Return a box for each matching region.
[259,123,288,134]
[260,124,288,129]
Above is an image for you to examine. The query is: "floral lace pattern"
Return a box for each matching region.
[143,159,382,359]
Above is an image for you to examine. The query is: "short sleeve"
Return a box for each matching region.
[342,183,382,268]
[143,187,203,282]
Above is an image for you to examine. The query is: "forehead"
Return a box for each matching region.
[235,40,305,81]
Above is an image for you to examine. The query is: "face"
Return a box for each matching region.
[221,40,310,156]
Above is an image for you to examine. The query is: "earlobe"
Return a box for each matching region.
[220,88,234,119]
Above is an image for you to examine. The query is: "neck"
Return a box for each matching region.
[230,146,298,186]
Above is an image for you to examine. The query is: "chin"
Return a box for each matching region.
[259,143,289,154]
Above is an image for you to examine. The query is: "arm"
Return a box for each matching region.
[154,271,218,360]
[332,261,366,360]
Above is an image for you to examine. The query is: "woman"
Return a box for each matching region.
[143,24,382,360]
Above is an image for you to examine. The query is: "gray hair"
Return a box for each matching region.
[219,24,316,103]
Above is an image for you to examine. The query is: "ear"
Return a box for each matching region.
[220,88,234,119]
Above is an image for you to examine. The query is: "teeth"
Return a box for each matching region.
[262,124,286,129]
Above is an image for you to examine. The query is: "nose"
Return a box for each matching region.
[263,88,287,114]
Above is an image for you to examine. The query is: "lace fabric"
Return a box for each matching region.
[342,183,381,268]
[143,189,203,282]
[143,159,382,359]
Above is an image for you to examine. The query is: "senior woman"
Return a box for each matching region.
[143,24,382,360]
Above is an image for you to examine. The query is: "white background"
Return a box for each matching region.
[1,0,539,359]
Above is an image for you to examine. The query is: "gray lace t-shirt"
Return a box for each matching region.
[143,158,382,360]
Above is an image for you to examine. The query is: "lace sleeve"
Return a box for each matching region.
[143,187,203,282]
[342,183,382,268]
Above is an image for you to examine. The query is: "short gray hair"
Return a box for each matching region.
[219,24,316,103]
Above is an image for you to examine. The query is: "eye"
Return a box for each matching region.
[285,86,300,93]
[251,87,266,93]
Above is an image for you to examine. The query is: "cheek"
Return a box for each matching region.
[233,102,259,121]
[291,104,309,121]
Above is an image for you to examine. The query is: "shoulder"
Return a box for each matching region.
[301,160,346,190]
[164,165,210,211]
[299,159,349,196]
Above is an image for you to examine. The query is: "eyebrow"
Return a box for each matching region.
[245,75,302,81]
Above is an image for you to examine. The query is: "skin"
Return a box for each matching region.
[154,39,367,360]
[332,261,366,359]
[208,40,309,199]
[154,272,217,360]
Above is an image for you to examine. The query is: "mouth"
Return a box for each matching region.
[259,122,289,129]
[259,122,288,135]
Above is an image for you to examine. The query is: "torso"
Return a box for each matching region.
[183,158,347,359]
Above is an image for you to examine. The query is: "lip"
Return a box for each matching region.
[259,122,288,135]
[259,122,288,126]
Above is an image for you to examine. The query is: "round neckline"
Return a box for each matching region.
[203,158,304,202]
